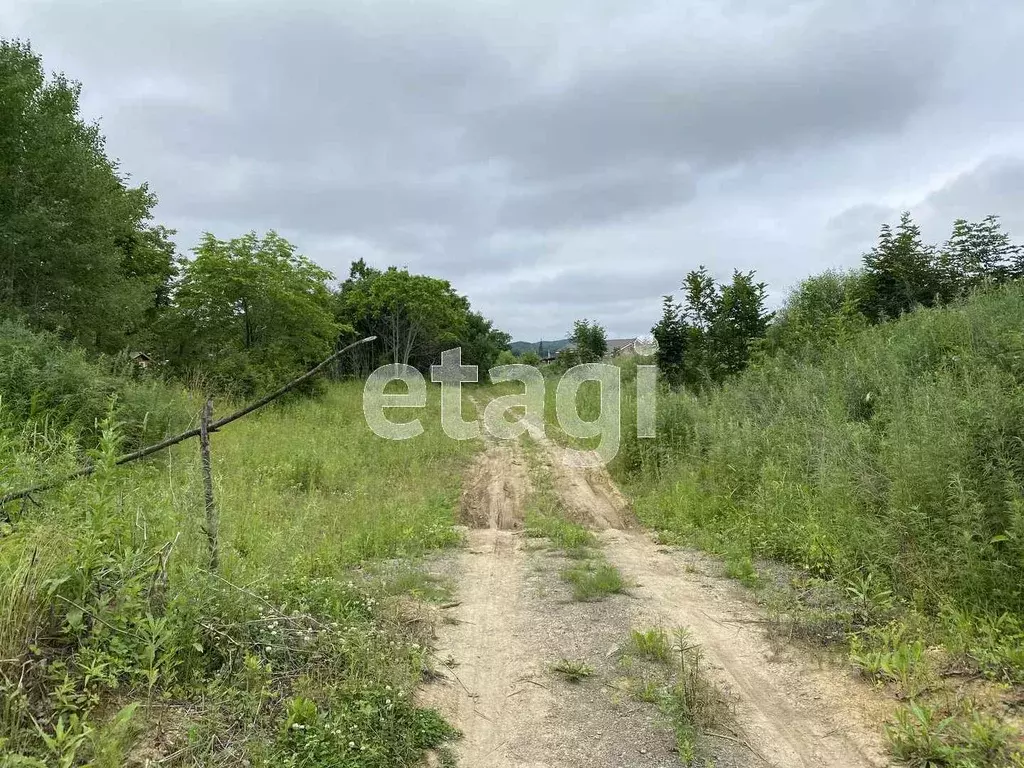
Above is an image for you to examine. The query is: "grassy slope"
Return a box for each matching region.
[621,285,1024,620]
[611,285,1024,764]
[0,381,477,767]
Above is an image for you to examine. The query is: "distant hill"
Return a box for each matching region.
[509,339,571,355]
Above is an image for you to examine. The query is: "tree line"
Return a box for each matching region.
[652,212,1024,390]
[6,37,1024,401]
[0,40,510,396]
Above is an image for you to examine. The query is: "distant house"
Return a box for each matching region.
[605,338,640,358]
[542,343,575,363]
[536,338,649,363]
[130,351,153,369]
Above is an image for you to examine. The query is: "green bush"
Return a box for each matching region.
[0,319,191,450]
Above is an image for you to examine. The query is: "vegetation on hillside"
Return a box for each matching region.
[508,339,571,357]
[626,284,1024,617]
[653,211,1024,390]
[614,283,1024,763]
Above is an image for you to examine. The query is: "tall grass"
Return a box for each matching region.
[0,318,193,450]
[616,284,1024,621]
[0,381,474,766]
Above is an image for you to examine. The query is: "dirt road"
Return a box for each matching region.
[421,423,891,767]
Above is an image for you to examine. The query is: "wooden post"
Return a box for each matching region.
[200,398,218,570]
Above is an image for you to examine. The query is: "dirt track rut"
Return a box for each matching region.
[421,420,890,767]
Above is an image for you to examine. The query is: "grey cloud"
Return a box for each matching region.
[918,157,1024,237]
[162,167,477,237]
[7,0,1024,341]
[823,155,1024,262]
[506,267,677,306]
[497,166,695,231]
[823,202,896,259]
[465,5,950,179]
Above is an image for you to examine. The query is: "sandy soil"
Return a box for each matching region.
[420,420,893,767]
[602,530,892,767]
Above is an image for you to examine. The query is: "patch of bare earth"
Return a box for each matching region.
[421,423,892,767]
[459,440,531,530]
[601,530,892,767]
[523,419,630,531]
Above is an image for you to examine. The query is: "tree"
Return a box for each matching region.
[494,349,518,366]
[569,319,607,363]
[680,266,720,333]
[335,264,470,371]
[0,39,175,352]
[163,231,339,394]
[711,271,773,377]
[859,212,943,322]
[520,350,541,366]
[938,216,1023,296]
[764,270,866,359]
[677,266,720,385]
[458,311,512,375]
[652,266,772,389]
[652,295,688,387]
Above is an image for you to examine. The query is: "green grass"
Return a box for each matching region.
[886,702,1020,768]
[525,513,595,556]
[0,380,475,766]
[560,561,626,601]
[627,627,671,662]
[618,286,1024,619]
[618,626,730,765]
[594,284,1024,762]
[552,658,595,683]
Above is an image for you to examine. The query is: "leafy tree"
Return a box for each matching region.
[163,231,339,394]
[652,295,689,387]
[494,349,518,367]
[677,266,720,385]
[680,266,720,333]
[520,350,541,366]
[569,319,608,363]
[711,271,773,377]
[458,311,512,375]
[336,263,468,370]
[859,212,943,322]
[652,266,772,389]
[553,345,581,369]
[938,216,1023,296]
[0,39,175,352]
[764,270,866,359]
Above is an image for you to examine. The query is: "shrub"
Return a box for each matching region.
[0,319,191,450]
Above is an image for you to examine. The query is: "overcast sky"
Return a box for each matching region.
[4,0,1024,341]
